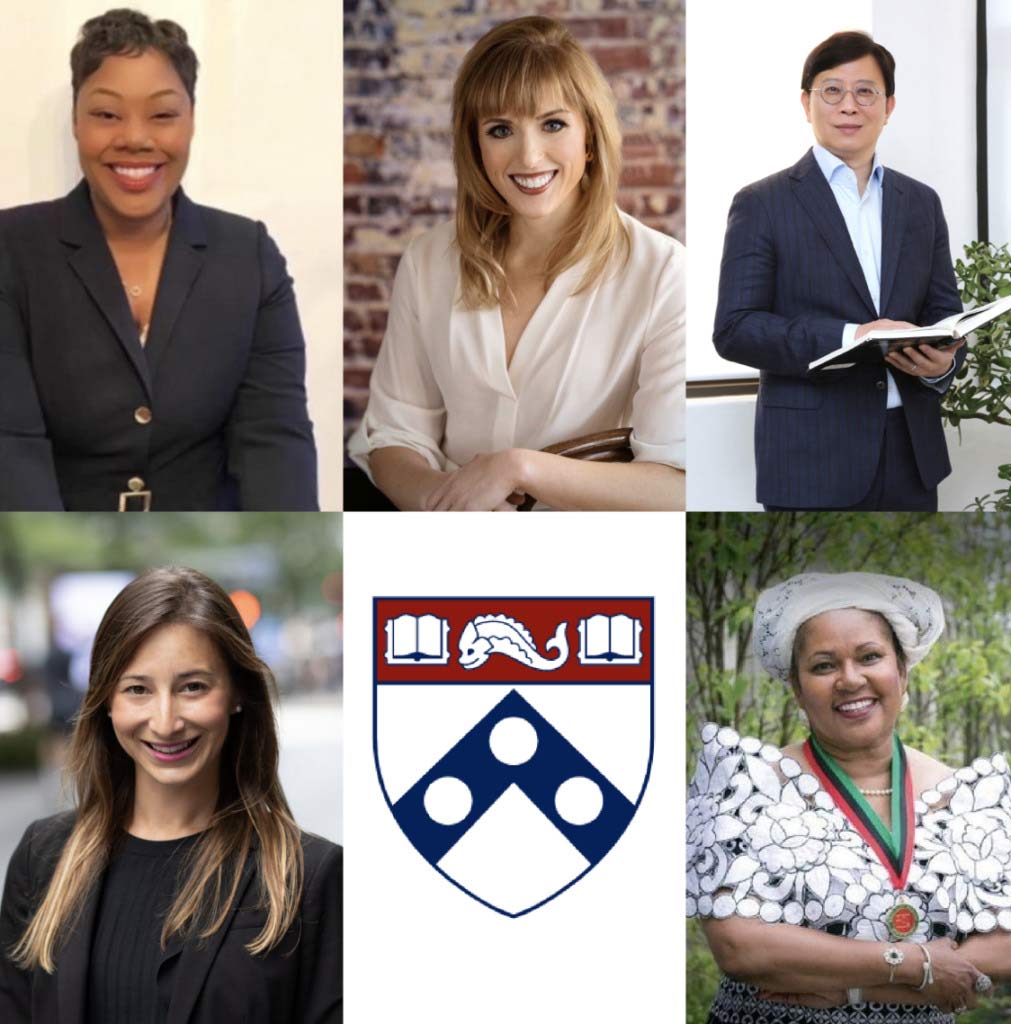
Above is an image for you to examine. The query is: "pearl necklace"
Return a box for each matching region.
[859,787,893,796]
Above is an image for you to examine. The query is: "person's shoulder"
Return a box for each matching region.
[300,831,341,874]
[0,196,64,239]
[619,208,683,263]
[298,832,342,900]
[11,811,76,872]
[733,153,810,203]
[881,166,943,205]
[401,219,457,266]
[904,745,955,789]
[177,192,261,240]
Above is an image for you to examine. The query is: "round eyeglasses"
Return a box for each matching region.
[810,82,883,107]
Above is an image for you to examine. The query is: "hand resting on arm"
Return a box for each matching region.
[701,915,981,1013]
[370,446,684,511]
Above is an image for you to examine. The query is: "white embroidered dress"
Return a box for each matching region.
[687,723,1011,1023]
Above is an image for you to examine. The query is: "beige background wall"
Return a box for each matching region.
[0,0,342,510]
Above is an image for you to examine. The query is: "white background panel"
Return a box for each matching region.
[344,513,685,1024]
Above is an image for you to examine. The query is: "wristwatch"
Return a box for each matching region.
[883,945,905,983]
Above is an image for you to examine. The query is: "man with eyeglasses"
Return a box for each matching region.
[713,31,964,511]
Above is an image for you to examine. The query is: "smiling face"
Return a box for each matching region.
[109,622,234,800]
[791,608,907,752]
[801,54,895,170]
[73,49,193,230]
[477,88,588,232]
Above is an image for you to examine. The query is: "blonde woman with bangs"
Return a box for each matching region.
[347,15,685,511]
[0,568,341,1023]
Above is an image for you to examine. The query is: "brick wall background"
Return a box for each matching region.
[344,0,685,446]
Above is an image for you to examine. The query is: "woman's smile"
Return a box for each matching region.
[509,169,558,194]
[105,162,167,193]
[141,735,201,762]
[833,695,880,720]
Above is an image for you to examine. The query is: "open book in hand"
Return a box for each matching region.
[808,294,1011,374]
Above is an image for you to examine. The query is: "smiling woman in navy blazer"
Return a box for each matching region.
[0,568,341,1023]
[0,9,318,511]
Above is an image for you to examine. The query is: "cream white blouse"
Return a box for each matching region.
[347,210,685,482]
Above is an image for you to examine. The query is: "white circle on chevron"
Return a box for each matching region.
[555,776,603,825]
[423,776,472,825]
[489,716,538,765]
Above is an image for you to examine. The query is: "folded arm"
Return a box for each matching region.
[371,446,684,511]
[957,929,1011,981]
[701,916,978,1011]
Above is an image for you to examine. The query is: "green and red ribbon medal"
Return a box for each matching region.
[804,732,915,897]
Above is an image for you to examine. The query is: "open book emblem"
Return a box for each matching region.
[384,613,451,665]
[374,597,654,917]
[577,613,643,665]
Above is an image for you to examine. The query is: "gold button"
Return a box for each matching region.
[127,477,145,492]
[134,406,152,425]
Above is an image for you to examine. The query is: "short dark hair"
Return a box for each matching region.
[789,609,907,683]
[801,31,895,98]
[71,8,198,104]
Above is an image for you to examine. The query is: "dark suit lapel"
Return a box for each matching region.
[56,878,101,1024]
[879,170,908,316]
[144,190,208,380]
[789,149,878,319]
[165,851,256,1024]
[59,180,153,399]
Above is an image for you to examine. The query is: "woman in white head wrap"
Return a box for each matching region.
[687,572,1011,1023]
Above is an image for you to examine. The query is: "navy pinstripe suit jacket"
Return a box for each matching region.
[713,148,964,509]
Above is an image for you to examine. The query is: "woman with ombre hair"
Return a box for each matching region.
[347,15,685,511]
[0,567,341,1023]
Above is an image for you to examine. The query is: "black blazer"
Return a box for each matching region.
[0,181,319,510]
[0,812,341,1023]
[713,149,964,508]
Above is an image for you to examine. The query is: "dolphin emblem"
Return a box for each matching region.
[457,615,568,671]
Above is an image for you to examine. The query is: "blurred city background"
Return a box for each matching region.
[0,512,343,872]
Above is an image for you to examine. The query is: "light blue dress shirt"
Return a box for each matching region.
[811,143,904,408]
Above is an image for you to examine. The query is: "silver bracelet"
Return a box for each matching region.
[914,944,934,991]
[847,988,863,1005]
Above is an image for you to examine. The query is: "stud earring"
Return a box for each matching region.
[232,705,242,714]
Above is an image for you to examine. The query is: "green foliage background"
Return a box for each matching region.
[944,242,1011,510]
[685,512,1011,1022]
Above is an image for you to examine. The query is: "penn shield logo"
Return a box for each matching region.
[374,597,654,917]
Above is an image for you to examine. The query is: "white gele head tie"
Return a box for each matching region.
[753,571,945,683]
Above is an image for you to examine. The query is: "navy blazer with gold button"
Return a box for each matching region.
[0,181,318,510]
[0,812,342,1023]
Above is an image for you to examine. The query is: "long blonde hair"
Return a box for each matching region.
[452,16,630,309]
[13,567,304,972]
